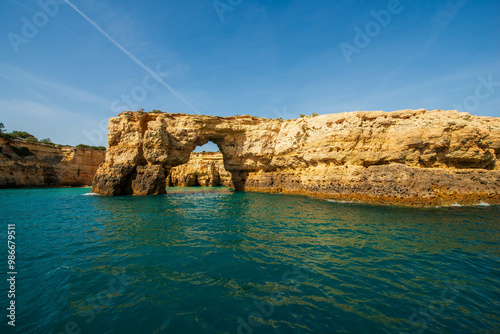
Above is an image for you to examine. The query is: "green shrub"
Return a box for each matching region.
[312,112,319,117]
[40,138,55,145]
[11,131,37,140]
[76,144,106,151]
[0,130,38,142]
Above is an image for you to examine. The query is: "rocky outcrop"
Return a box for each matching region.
[0,138,105,188]
[91,109,500,206]
[168,152,233,187]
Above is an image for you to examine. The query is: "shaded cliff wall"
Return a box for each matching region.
[91,109,500,206]
[0,138,106,188]
[168,152,233,187]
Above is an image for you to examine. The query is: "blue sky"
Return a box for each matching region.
[1,0,499,149]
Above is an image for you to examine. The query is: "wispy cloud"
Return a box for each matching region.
[426,0,467,48]
[0,98,58,118]
[0,98,103,145]
[63,0,201,114]
[0,71,53,105]
[0,72,84,120]
[369,0,468,95]
[7,0,91,44]
[0,63,109,110]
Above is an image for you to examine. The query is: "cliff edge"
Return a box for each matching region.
[0,138,106,188]
[91,109,500,206]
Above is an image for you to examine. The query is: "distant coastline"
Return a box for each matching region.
[0,137,105,188]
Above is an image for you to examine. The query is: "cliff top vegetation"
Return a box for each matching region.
[0,122,106,151]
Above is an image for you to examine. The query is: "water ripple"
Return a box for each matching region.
[0,187,498,333]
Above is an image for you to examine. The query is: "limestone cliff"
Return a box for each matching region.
[91,109,500,206]
[168,152,232,187]
[0,138,105,188]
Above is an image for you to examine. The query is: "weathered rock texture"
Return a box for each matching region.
[91,109,500,206]
[168,152,233,187]
[0,138,105,188]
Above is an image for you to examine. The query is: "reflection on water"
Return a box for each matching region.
[0,187,499,333]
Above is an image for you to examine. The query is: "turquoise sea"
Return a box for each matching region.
[1,187,499,334]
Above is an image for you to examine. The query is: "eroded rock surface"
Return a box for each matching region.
[91,109,500,206]
[168,152,233,187]
[0,138,105,188]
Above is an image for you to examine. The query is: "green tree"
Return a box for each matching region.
[10,131,37,140]
[25,137,38,143]
[0,123,5,133]
[40,138,54,145]
[76,144,106,151]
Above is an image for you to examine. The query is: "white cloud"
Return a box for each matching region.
[0,62,110,108]
[427,0,467,47]
[0,98,103,145]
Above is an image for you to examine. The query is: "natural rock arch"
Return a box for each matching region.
[168,150,232,187]
[92,112,280,195]
[91,110,500,206]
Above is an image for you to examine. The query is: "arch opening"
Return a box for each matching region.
[166,140,233,188]
[194,142,219,153]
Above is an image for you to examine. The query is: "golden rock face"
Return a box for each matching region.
[91,109,500,206]
[168,152,233,188]
[0,138,105,188]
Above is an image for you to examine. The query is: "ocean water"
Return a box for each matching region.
[1,187,499,334]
